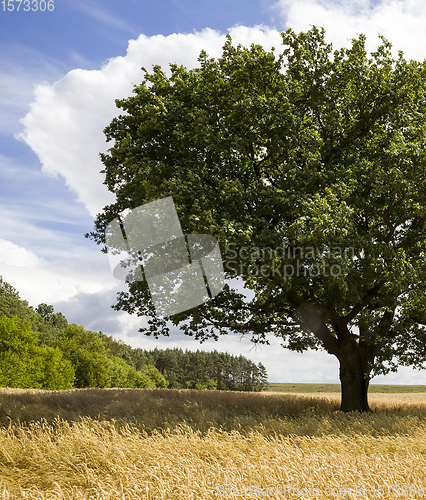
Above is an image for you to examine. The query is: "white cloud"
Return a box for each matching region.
[0,253,119,307]
[0,239,45,268]
[276,0,426,59]
[0,232,120,307]
[18,27,282,218]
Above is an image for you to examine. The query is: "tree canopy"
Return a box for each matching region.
[88,26,426,411]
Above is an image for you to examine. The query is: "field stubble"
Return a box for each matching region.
[0,388,425,499]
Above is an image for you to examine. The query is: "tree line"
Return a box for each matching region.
[0,277,267,391]
[145,348,267,391]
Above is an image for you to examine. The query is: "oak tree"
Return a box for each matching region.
[88,27,426,411]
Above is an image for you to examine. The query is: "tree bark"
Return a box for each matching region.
[289,298,375,412]
[339,350,371,412]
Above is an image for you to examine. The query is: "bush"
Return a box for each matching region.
[140,365,168,388]
[0,315,75,389]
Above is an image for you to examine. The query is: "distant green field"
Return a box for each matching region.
[266,383,426,393]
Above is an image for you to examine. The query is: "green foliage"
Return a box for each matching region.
[56,326,124,388]
[0,278,39,323]
[0,277,167,390]
[107,356,134,388]
[36,302,68,333]
[0,277,69,347]
[88,26,426,409]
[148,348,267,391]
[35,346,75,390]
[106,356,167,388]
[55,324,110,388]
[0,315,74,389]
[54,324,168,389]
[141,364,168,388]
[0,350,39,388]
[206,378,218,390]
[0,314,38,353]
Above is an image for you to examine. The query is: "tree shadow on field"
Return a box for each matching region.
[0,388,425,437]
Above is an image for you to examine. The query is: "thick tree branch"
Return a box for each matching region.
[343,282,384,323]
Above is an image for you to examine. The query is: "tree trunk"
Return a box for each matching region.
[291,300,375,412]
[339,356,371,412]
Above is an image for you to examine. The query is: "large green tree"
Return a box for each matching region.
[88,27,426,411]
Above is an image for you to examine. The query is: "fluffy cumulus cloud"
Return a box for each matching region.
[18,26,282,218]
[0,239,44,268]
[277,0,426,59]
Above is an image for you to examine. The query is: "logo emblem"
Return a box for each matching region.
[105,197,224,318]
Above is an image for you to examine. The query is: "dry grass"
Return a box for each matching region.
[0,388,426,499]
[267,383,426,393]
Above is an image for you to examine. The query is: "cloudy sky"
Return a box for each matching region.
[1,0,426,385]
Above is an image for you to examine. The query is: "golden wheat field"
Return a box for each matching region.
[0,388,426,499]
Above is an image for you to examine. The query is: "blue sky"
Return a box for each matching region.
[1,0,426,385]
